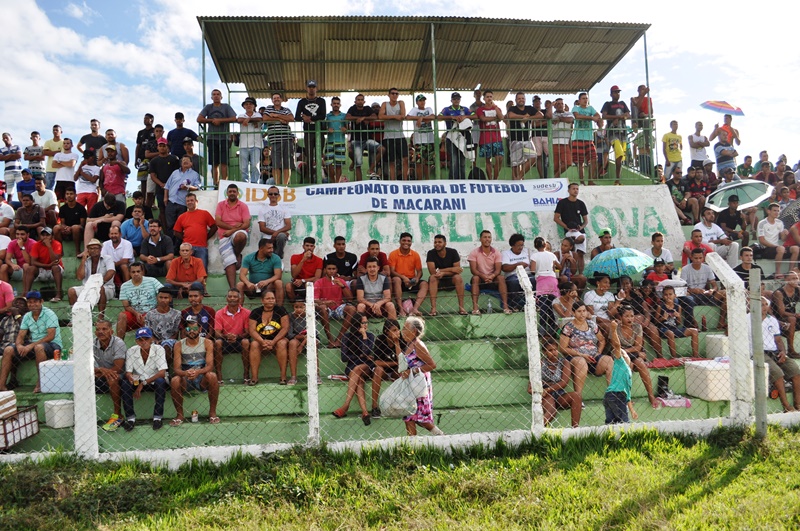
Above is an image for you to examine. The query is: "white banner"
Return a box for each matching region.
[217,178,569,216]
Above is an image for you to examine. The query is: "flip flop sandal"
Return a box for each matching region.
[208,416,221,424]
[169,418,184,427]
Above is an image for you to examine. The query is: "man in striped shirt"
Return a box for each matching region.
[261,93,294,186]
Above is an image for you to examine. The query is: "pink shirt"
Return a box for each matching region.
[468,246,501,277]
[0,280,13,310]
[314,276,346,307]
[6,238,34,266]
[215,199,251,238]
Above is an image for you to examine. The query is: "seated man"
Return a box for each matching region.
[313,261,356,348]
[286,236,323,302]
[120,327,168,431]
[389,232,429,316]
[216,183,251,289]
[761,296,800,412]
[165,243,207,298]
[83,193,125,250]
[356,256,397,320]
[214,289,251,384]
[468,230,510,314]
[694,208,739,268]
[0,198,15,237]
[716,195,750,247]
[14,193,45,240]
[733,246,765,293]
[0,227,34,283]
[119,205,149,256]
[169,315,220,426]
[53,188,86,256]
[237,238,284,303]
[324,235,358,285]
[0,297,29,389]
[502,233,535,311]
[116,261,163,339]
[758,202,799,278]
[32,176,58,228]
[100,226,134,285]
[258,185,291,259]
[357,239,391,277]
[124,190,154,223]
[181,284,215,339]
[68,238,116,318]
[426,233,466,315]
[771,271,800,358]
[589,227,615,259]
[666,165,694,224]
[0,291,63,393]
[681,247,726,330]
[682,229,714,267]
[23,226,64,302]
[139,219,175,277]
[93,318,127,432]
[144,287,182,357]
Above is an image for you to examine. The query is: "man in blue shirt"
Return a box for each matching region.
[439,92,473,180]
[119,205,150,255]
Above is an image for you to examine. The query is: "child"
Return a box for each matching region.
[528,336,582,427]
[604,321,637,424]
[564,221,586,275]
[645,258,669,283]
[655,286,699,358]
[286,300,320,385]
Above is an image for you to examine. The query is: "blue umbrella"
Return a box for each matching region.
[584,248,654,279]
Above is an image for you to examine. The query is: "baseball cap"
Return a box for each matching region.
[184,314,199,324]
[306,80,317,87]
[40,227,53,235]
[157,138,168,145]
[728,195,740,202]
[21,168,31,175]
[653,257,666,266]
[182,137,194,144]
[533,95,541,101]
[25,290,42,300]
[135,327,153,340]
[610,85,621,93]
[105,144,117,151]
[415,94,426,102]
[723,167,735,174]
[600,227,613,236]
[703,158,714,166]
[451,92,461,99]
[87,238,102,247]
[370,102,380,108]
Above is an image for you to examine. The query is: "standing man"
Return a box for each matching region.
[237,96,262,183]
[505,93,537,180]
[42,125,63,191]
[135,113,156,195]
[197,89,237,187]
[148,138,180,225]
[120,327,168,431]
[169,315,220,426]
[216,183,251,289]
[346,94,376,182]
[407,95,436,181]
[163,155,202,239]
[117,262,163,339]
[554,183,589,274]
[438,92,472,180]
[167,112,198,159]
[261,93,294,186]
[295,80,327,184]
[77,119,106,155]
[173,192,217,273]
[709,114,741,146]
[323,97,348,182]
[688,122,710,170]
[571,93,601,185]
[662,120,683,178]
[389,232,429,316]
[379,88,409,181]
[23,132,46,184]
[476,90,505,180]
[52,138,79,201]
[426,234,466,316]
[713,130,738,176]
[258,186,291,259]
[54,188,86,256]
[73,149,101,212]
[601,85,631,185]
[98,145,129,203]
[468,230,510,314]
[548,98,574,178]
[97,129,130,165]
[0,133,22,200]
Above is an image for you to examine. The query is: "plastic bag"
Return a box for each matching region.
[407,368,428,399]
[379,378,418,418]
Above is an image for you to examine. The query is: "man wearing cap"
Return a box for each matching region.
[169,314,219,426]
[713,130,738,177]
[23,226,64,302]
[32,175,58,228]
[695,207,740,267]
[600,85,631,185]
[165,243,207,298]
[120,326,168,431]
[216,183,251,289]
[97,129,130,166]
[181,284,215,339]
[571,93,602,185]
[173,192,216,272]
[51,137,78,201]
[237,96,262,183]
[407,95,435,180]
[438,92,473,180]
[84,192,125,249]
[73,149,101,211]
[92,318,127,431]
[197,89,237,186]
[346,93,377,181]
[717,194,749,247]
[14,193,45,240]
[135,114,156,195]
[69,238,116,317]
[0,290,62,393]
[716,167,741,190]
[145,288,182,358]
[590,227,616,260]
[295,80,327,184]
[101,225,134,284]
[701,159,718,190]
[98,145,129,204]
[167,112,199,160]
[117,261,163,339]
[164,155,202,239]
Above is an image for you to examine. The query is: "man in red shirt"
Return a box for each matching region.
[165,243,207,298]
[215,183,251,289]
[286,236,323,302]
[314,262,356,348]
[173,192,217,273]
[213,289,251,383]
[682,229,714,266]
[23,226,64,302]
[357,239,391,277]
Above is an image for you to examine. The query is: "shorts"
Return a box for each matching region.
[531,137,549,157]
[181,364,208,391]
[4,170,21,189]
[400,280,425,293]
[120,309,146,331]
[479,142,504,158]
[218,230,248,268]
[270,139,293,170]
[552,144,573,172]
[54,181,75,201]
[382,138,409,162]
[362,303,391,318]
[414,144,435,166]
[9,341,60,360]
[604,391,629,424]
[36,265,64,281]
[611,139,627,161]
[324,141,346,166]
[218,339,245,354]
[765,354,800,384]
[72,284,115,302]
[587,353,608,376]
[510,140,537,167]
[571,140,597,165]
[430,275,456,289]
[325,304,348,320]
[762,247,781,259]
[659,324,687,337]
[207,138,230,166]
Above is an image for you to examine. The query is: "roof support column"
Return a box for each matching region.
[643,31,657,181]
[431,22,441,181]
[200,20,208,185]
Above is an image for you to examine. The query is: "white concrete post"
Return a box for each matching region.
[73,274,103,458]
[305,282,320,446]
[518,265,544,435]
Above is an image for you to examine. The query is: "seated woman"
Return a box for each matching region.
[367,319,403,419]
[618,276,663,356]
[554,237,586,290]
[654,286,699,358]
[529,336,581,427]
[616,304,658,408]
[332,313,376,425]
[247,291,289,385]
[559,300,613,399]
[552,281,579,329]
[583,272,620,339]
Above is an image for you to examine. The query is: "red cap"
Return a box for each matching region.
[610,85,621,93]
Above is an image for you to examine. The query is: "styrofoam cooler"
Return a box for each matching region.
[704,334,729,359]
[45,399,74,428]
[40,360,74,393]
[685,360,769,401]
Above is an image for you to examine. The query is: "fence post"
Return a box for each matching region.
[704,252,753,424]
[517,265,544,435]
[73,274,103,459]
[305,282,320,447]
[749,268,768,437]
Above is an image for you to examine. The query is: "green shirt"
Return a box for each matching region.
[21,307,62,349]
[606,356,632,402]
[242,251,283,283]
[736,164,755,178]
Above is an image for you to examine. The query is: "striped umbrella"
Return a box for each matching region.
[700,101,744,116]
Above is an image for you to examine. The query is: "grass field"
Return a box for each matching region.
[2,425,800,530]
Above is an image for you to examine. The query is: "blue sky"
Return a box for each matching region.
[5,1,798,185]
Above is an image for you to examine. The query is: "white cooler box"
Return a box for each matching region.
[44,400,74,429]
[685,360,769,402]
[40,360,74,393]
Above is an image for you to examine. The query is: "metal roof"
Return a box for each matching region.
[198,16,649,99]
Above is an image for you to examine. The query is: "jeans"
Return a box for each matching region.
[506,273,536,311]
[446,138,467,179]
[270,232,288,259]
[239,147,261,183]
[604,391,629,424]
[165,202,187,239]
[192,246,209,272]
[45,171,56,190]
[121,377,167,420]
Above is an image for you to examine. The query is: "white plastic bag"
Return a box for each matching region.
[379,378,418,418]
[407,368,428,399]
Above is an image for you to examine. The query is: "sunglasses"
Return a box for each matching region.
[268,192,280,196]
[389,92,399,95]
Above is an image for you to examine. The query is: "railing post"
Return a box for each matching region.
[750,268,768,437]
[518,265,544,435]
[315,121,323,185]
[547,119,554,179]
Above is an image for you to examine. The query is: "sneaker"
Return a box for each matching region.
[370,407,381,419]
[362,414,371,426]
[102,414,121,432]
[122,420,135,432]
[153,419,163,430]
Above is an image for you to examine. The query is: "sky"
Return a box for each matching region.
[3,0,798,189]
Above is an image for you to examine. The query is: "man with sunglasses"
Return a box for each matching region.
[169,315,219,426]
[258,186,291,259]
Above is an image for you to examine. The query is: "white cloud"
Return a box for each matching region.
[64,1,98,23]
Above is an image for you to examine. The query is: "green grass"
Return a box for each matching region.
[2,425,800,530]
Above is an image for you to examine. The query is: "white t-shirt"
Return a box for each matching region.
[584,290,616,319]
[689,134,708,162]
[259,204,291,241]
[564,228,586,253]
[53,151,79,182]
[0,203,14,225]
[0,234,10,252]
[644,246,674,264]
[101,239,134,263]
[531,250,558,278]
[694,222,726,245]
[762,315,781,352]
[757,218,784,246]
[33,190,58,211]
[76,164,100,195]
[501,248,532,281]
[407,107,434,144]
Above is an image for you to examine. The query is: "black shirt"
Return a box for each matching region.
[79,134,106,154]
[88,200,126,240]
[136,127,155,162]
[295,97,327,132]
[346,105,374,142]
[426,247,460,270]
[554,197,588,229]
[506,105,536,142]
[58,202,87,227]
[140,234,175,260]
[149,154,180,186]
[249,305,288,340]
[324,251,358,279]
[125,204,154,222]
[372,333,405,365]
[732,264,763,290]
[716,208,746,232]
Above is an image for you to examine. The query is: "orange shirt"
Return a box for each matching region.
[388,248,422,278]
[166,256,207,283]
